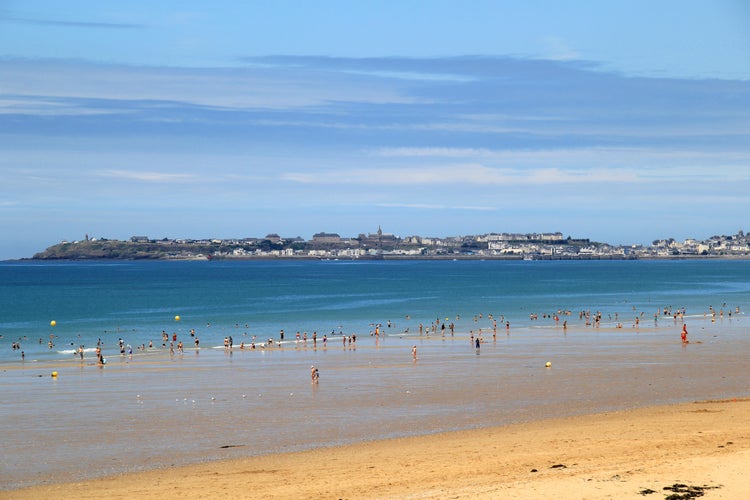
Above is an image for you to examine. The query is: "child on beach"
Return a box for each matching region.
[681,324,688,343]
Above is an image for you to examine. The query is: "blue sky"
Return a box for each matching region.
[1,1,749,259]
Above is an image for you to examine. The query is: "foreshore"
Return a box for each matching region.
[6,398,750,499]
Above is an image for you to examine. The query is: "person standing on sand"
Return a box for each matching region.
[412,345,417,360]
[311,365,319,383]
[681,324,689,343]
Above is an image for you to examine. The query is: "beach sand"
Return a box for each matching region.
[6,398,750,499]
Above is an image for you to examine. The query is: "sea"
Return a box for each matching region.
[2,258,750,490]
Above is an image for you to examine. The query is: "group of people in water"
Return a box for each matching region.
[8,303,743,367]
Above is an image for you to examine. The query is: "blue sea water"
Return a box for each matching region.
[2,259,749,363]
[2,259,750,489]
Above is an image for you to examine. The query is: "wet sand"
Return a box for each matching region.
[3,316,750,498]
[7,398,750,499]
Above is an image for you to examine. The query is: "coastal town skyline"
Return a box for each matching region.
[31,227,750,261]
[2,2,749,261]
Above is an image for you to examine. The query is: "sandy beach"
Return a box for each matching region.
[6,397,749,499]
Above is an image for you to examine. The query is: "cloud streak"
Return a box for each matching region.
[377,202,497,211]
[0,12,144,29]
[97,170,198,183]
[281,165,641,186]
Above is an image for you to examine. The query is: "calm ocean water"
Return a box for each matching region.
[2,259,750,489]
[2,259,749,363]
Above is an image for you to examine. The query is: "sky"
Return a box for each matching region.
[1,1,749,260]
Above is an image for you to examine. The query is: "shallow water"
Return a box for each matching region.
[2,317,749,490]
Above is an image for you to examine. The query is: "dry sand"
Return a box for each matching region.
[5,398,750,500]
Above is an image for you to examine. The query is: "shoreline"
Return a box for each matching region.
[6,398,750,499]
[11,253,750,262]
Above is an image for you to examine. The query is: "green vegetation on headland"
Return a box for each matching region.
[32,239,221,260]
[29,229,750,260]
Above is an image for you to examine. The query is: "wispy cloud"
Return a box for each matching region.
[542,36,580,61]
[0,12,144,29]
[0,59,415,111]
[0,95,128,116]
[377,202,497,211]
[374,147,498,158]
[371,146,750,170]
[97,170,198,183]
[281,165,640,186]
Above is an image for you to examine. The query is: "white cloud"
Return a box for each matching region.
[281,164,641,186]
[0,96,125,116]
[97,170,198,183]
[374,147,496,158]
[542,36,580,61]
[377,202,497,211]
[371,147,750,173]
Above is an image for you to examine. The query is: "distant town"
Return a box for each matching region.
[31,227,750,260]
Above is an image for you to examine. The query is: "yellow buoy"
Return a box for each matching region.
[50,320,57,327]
[51,371,58,377]
[174,315,181,322]
[545,361,552,368]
